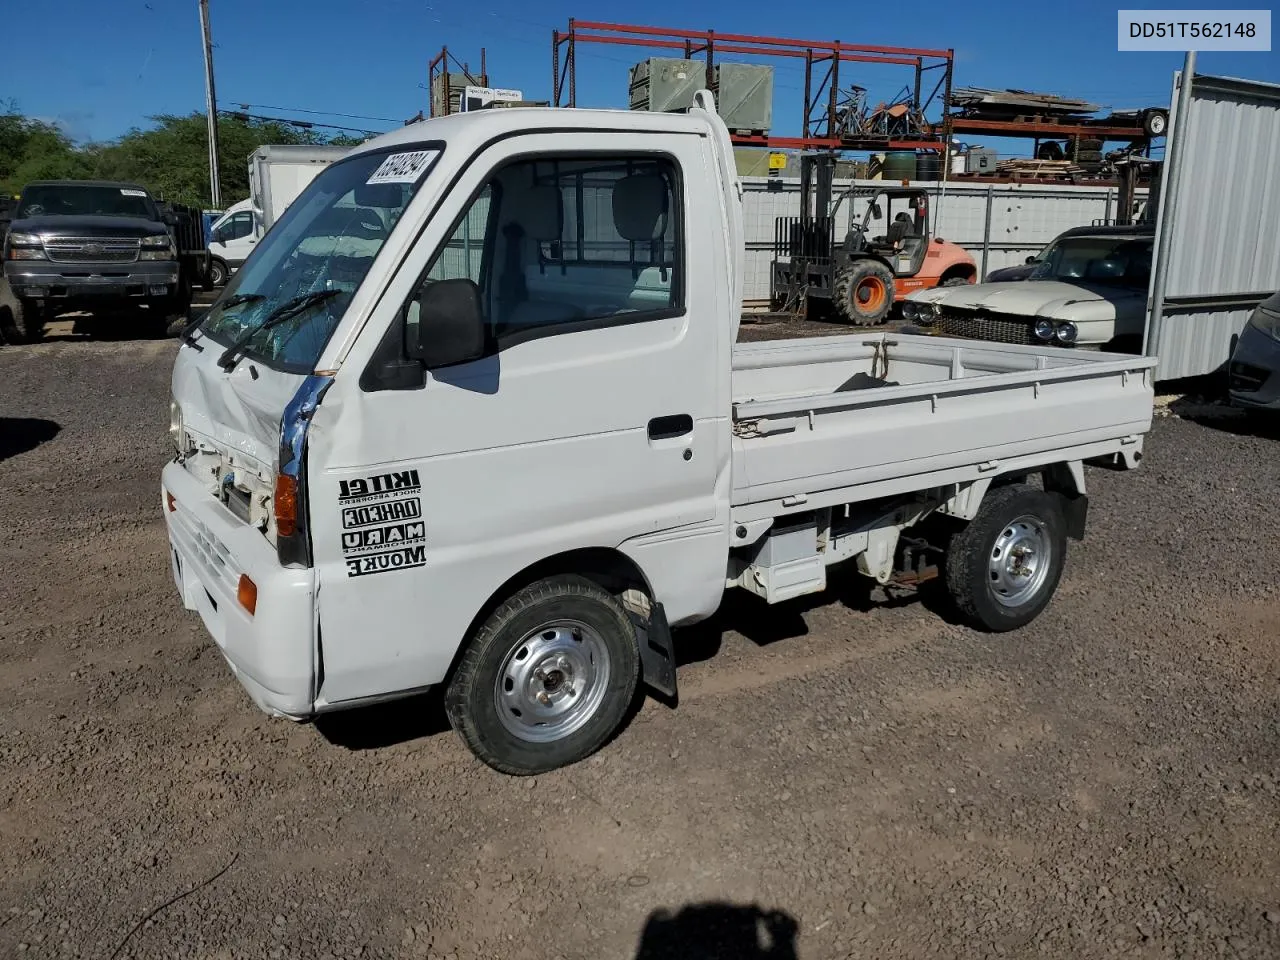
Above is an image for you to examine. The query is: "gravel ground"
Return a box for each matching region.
[1,323,1279,960]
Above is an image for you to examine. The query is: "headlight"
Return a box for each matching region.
[5,231,46,260]
[902,301,920,320]
[169,400,184,453]
[1033,318,1056,341]
[1054,322,1078,345]
[1249,305,1280,342]
[140,236,176,260]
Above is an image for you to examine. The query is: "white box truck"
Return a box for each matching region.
[162,92,1156,776]
[203,145,353,286]
[247,144,351,233]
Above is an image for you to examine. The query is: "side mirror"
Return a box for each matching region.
[870,202,883,220]
[1025,255,1037,264]
[406,278,485,368]
[162,210,178,227]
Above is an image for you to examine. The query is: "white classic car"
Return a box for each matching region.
[903,226,1154,351]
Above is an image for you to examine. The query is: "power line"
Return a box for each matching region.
[219,109,386,137]
[227,101,401,124]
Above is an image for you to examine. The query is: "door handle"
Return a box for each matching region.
[648,414,693,440]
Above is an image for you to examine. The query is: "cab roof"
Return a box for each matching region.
[343,104,718,160]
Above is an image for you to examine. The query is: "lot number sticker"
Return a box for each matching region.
[365,150,439,185]
[120,188,148,196]
[337,469,427,577]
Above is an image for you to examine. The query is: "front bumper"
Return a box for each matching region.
[1228,323,1280,410]
[161,460,317,718]
[5,259,179,300]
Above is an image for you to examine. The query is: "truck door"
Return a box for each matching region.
[308,130,730,706]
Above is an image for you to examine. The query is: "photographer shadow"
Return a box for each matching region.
[633,901,799,960]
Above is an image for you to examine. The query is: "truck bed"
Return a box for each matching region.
[729,333,1157,520]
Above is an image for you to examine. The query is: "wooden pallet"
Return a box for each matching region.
[994,159,1087,181]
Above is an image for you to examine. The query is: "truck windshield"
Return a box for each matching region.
[1029,236,1153,288]
[16,184,156,219]
[197,144,441,373]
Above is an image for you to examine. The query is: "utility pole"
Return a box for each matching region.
[198,0,222,208]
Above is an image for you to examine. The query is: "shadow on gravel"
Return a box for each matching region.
[0,417,61,461]
[1168,397,1280,441]
[676,574,942,667]
[632,902,799,960]
[314,690,452,751]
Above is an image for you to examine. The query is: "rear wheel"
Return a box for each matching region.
[445,575,641,775]
[833,260,895,326]
[1,298,45,343]
[939,274,971,287]
[942,484,1067,632]
[1143,109,1168,138]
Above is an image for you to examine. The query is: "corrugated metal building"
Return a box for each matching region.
[1146,72,1280,381]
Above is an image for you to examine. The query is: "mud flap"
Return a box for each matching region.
[628,602,678,706]
[1057,493,1089,541]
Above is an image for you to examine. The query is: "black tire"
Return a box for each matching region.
[1,298,45,343]
[209,259,228,287]
[939,274,971,287]
[942,484,1067,632]
[1143,109,1168,138]
[832,260,896,326]
[444,575,641,775]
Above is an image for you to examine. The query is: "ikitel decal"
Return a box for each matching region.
[338,469,426,577]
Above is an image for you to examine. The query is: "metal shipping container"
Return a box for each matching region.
[1145,70,1280,381]
[629,58,704,114]
[713,63,774,133]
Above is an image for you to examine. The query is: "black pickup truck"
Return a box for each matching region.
[1,179,209,342]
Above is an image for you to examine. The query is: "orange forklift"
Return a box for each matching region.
[770,152,977,325]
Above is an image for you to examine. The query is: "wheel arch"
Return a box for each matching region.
[441,546,660,690]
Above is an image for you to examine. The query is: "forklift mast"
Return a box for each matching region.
[799,152,838,223]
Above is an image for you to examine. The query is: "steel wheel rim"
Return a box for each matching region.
[493,619,611,743]
[987,515,1052,608]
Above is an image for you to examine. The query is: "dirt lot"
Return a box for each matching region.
[2,320,1279,960]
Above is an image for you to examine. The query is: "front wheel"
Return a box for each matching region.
[832,260,896,326]
[1,298,45,343]
[942,484,1067,632]
[444,575,641,775]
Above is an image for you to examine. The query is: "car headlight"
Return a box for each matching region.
[1034,318,1056,341]
[1249,305,1280,342]
[5,231,46,260]
[169,400,185,453]
[1054,322,1078,345]
[140,235,176,261]
[902,301,920,320]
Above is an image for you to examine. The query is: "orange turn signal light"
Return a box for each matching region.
[274,474,298,538]
[237,574,258,615]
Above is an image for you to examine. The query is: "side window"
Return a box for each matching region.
[219,211,253,242]
[413,153,682,345]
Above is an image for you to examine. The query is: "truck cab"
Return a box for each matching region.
[206,198,259,287]
[162,92,1154,776]
[2,179,204,341]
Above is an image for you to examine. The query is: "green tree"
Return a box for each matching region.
[0,105,95,195]
[0,104,370,208]
[93,112,323,207]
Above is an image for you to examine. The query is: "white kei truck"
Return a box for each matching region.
[162,92,1157,775]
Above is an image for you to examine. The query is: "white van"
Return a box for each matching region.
[162,92,1156,775]
[206,198,258,286]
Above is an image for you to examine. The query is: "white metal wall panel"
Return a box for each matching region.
[739,177,1146,301]
[1148,74,1280,381]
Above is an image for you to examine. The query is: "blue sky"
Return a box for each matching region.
[5,0,1278,157]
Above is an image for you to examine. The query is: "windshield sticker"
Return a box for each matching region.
[365,150,438,185]
[338,469,426,577]
[120,188,148,197]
